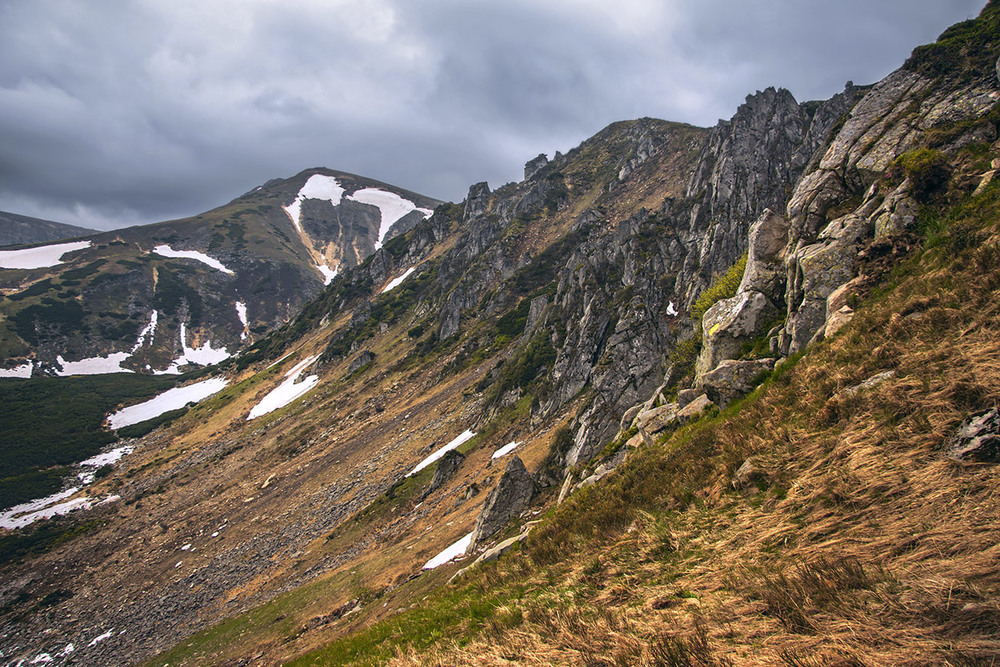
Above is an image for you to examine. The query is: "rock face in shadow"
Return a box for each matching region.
[423,449,465,498]
[470,456,535,551]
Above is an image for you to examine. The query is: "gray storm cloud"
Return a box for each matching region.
[0,0,985,230]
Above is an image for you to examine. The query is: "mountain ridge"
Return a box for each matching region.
[3,3,1000,665]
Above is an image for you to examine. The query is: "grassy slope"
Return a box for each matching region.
[280,180,1000,665]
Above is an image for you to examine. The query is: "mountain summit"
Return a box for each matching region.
[0,168,441,376]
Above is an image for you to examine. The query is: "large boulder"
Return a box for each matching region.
[944,409,1000,463]
[697,358,776,408]
[696,291,779,380]
[738,208,790,299]
[470,456,536,550]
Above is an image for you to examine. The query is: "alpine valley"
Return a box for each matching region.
[3,4,1000,666]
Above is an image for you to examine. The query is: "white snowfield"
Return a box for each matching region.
[409,429,476,476]
[666,301,679,316]
[78,446,135,484]
[316,263,338,285]
[349,187,433,248]
[491,440,523,460]
[283,174,346,232]
[236,301,249,340]
[56,352,133,376]
[0,240,91,270]
[247,355,320,420]
[0,488,120,530]
[131,310,158,352]
[106,377,229,429]
[283,175,433,249]
[156,322,231,375]
[0,361,33,378]
[381,267,416,294]
[423,531,474,570]
[152,244,234,275]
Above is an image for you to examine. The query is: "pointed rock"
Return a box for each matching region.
[470,456,535,550]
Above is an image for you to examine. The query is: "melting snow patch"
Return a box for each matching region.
[409,430,475,476]
[106,378,229,429]
[423,532,473,570]
[131,311,158,352]
[283,174,346,231]
[56,352,133,376]
[491,441,523,460]
[79,447,133,475]
[87,631,113,648]
[381,267,416,294]
[60,644,74,657]
[152,244,234,275]
[316,263,338,285]
[235,301,249,340]
[247,355,320,420]
[30,654,53,664]
[157,323,231,374]
[349,188,433,248]
[666,301,679,316]
[0,240,91,270]
[0,362,33,378]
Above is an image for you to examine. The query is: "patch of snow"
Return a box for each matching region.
[316,263,338,285]
[0,362,33,378]
[283,174,346,231]
[247,355,320,420]
[423,532,473,570]
[106,377,229,429]
[381,267,416,294]
[30,654,53,664]
[235,302,249,340]
[0,240,91,270]
[157,323,231,374]
[348,188,433,248]
[409,430,476,476]
[180,543,191,551]
[80,446,133,469]
[87,631,112,648]
[1,489,84,530]
[152,244,234,276]
[491,441,523,460]
[60,644,74,657]
[55,352,133,376]
[131,311,158,352]
[666,301,678,316]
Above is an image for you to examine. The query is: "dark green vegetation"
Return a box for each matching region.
[0,374,176,509]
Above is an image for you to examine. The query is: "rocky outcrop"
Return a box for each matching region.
[781,68,999,353]
[698,358,775,408]
[945,409,1000,463]
[470,456,535,550]
[424,450,465,497]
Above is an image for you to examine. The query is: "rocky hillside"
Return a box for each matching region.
[0,168,440,376]
[0,210,96,248]
[3,3,1000,666]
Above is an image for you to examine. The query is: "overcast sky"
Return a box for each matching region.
[0,1,987,230]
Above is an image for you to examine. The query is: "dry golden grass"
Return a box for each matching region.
[379,227,1000,665]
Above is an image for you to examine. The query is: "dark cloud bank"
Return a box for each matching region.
[0,0,986,230]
